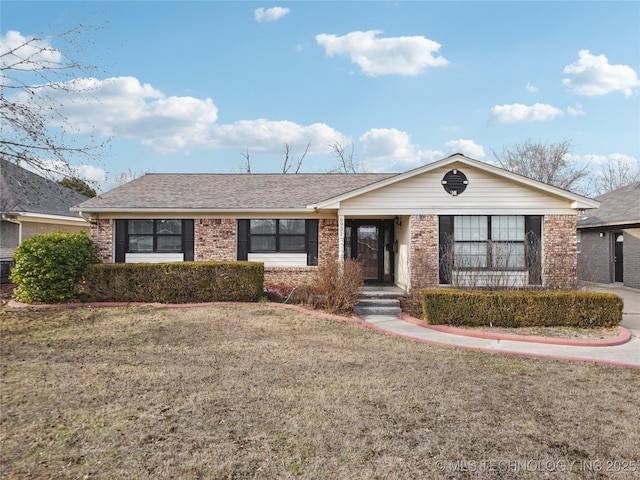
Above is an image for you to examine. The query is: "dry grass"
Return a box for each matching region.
[1,304,639,479]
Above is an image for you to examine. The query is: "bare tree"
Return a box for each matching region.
[281,142,310,174]
[328,141,365,173]
[491,139,589,192]
[588,157,640,196]
[112,168,152,187]
[1,23,109,178]
[238,149,251,173]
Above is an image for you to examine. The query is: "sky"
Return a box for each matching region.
[1,1,639,191]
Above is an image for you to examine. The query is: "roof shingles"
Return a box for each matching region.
[76,173,396,211]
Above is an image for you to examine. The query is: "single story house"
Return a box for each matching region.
[73,154,599,294]
[1,158,90,283]
[577,181,640,289]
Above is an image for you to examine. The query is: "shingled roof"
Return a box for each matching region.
[578,181,640,228]
[1,158,89,217]
[74,172,396,211]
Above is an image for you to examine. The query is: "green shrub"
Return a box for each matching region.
[11,232,97,303]
[315,258,363,314]
[421,288,623,328]
[79,261,264,303]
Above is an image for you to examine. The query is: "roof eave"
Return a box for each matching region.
[71,207,317,215]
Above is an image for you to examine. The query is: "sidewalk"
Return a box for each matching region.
[356,283,640,369]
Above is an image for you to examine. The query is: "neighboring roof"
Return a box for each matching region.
[74,153,600,214]
[74,172,395,212]
[577,181,640,229]
[1,158,89,218]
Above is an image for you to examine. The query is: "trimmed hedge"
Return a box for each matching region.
[421,288,623,328]
[79,262,264,303]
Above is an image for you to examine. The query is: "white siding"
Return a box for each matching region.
[339,163,576,216]
[248,253,307,267]
[125,253,184,263]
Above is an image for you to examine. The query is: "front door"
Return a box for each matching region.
[614,232,623,282]
[345,220,394,283]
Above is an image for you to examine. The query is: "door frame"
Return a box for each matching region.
[345,219,395,284]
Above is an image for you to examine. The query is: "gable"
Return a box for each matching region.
[315,154,599,215]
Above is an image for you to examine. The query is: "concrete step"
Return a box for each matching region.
[353,298,402,316]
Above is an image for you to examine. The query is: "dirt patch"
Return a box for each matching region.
[1,304,639,479]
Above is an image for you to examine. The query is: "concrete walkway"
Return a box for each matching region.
[357,283,640,369]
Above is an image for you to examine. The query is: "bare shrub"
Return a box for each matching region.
[439,234,541,290]
[316,258,363,314]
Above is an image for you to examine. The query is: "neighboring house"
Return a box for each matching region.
[73,154,599,295]
[577,181,640,289]
[0,158,90,282]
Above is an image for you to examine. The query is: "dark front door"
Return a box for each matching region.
[614,232,623,282]
[345,220,394,283]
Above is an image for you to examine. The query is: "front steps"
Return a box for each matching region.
[353,286,406,317]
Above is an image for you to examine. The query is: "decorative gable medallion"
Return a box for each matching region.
[441,169,468,196]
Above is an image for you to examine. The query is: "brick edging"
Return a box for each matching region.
[398,313,631,347]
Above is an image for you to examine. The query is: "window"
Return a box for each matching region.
[440,215,541,284]
[127,219,183,253]
[114,219,194,262]
[237,219,318,265]
[248,219,306,253]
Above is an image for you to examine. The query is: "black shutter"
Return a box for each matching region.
[306,219,319,266]
[525,216,542,285]
[183,219,194,261]
[115,220,126,263]
[237,219,249,261]
[439,216,454,284]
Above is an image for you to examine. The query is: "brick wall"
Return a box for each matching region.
[623,227,640,289]
[409,215,439,291]
[543,215,577,289]
[91,218,113,263]
[194,219,236,261]
[577,230,611,283]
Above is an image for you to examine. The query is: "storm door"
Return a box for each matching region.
[345,220,394,283]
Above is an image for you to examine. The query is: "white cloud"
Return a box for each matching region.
[443,139,485,159]
[9,75,347,156]
[315,30,448,76]
[254,7,290,23]
[526,82,538,93]
[582,153,638,167]
[567,103,585,116]
[562,50,640,97]
[358,128,485,171]
[0,30,61,71]
[211,119,345,154]
[74,164,108,183]
[490,103,564,124]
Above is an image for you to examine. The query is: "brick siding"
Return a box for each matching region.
[577,230,611,283]
[409,215,439,290]
[623,227,640,289]
[194,219,236,261]
[543,215,577,289]
[91,218,113,263]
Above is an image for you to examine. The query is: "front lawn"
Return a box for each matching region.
[1,304,638,479]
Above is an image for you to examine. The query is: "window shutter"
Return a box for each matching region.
[183,219,194,261]
[525,216,542,285]
[237,219,249,261]
[306,219,319,266]
[439,216,454,284]
[115,220,126,263]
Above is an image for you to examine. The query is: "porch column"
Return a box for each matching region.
[338,214,345,267]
